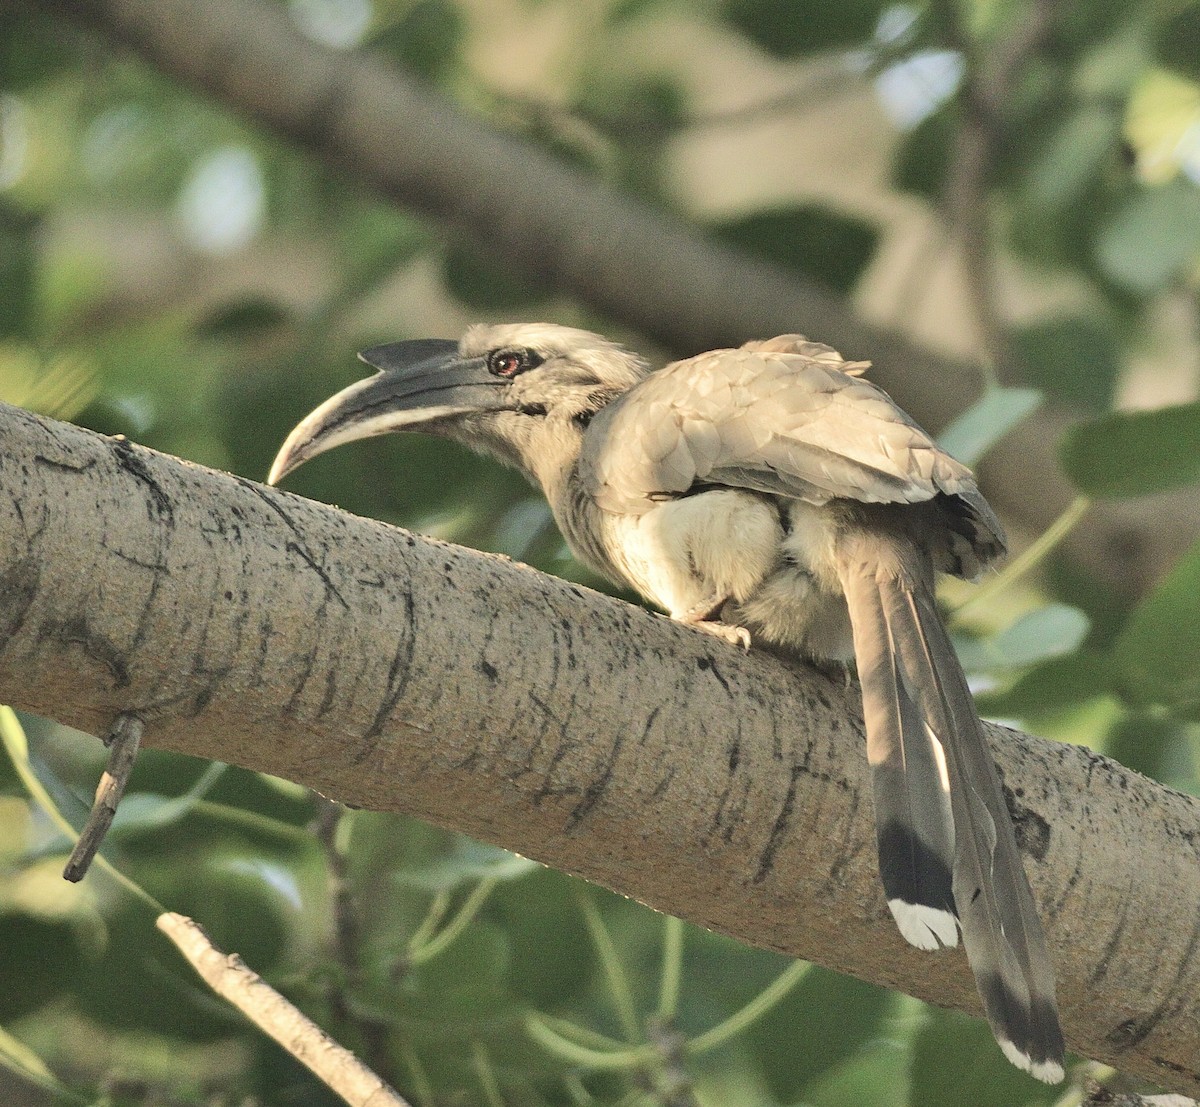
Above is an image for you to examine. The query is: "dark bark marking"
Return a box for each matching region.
[1089,885,1133,986]
[352,590,416,764]
[110,437,174,523]
[1105,880,1200,1052]
[244,483,349,610]
[0,554,40,643]
[753,763,804,883]
[650,766,676,800]
[566,711,646,831]
[318,665,339,717]
[285,540,349,611]
[1003,782,1052,861]
[33,454,97,474]
[46,615,130,688]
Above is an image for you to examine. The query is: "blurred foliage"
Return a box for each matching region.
[0,0,1198,1103]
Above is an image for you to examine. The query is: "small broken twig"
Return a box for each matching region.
[156,912,411,1107]
[64,712,143,882]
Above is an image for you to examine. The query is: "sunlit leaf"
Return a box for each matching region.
[105,788,219,836]
[957,605,1090,673]
[1095,179,1200,293]
[937,387,1042,466]
[1060,400,1200,498]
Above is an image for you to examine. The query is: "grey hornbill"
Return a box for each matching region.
[268,323,1064,1081]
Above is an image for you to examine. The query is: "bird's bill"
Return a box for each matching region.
[267,340,506,485]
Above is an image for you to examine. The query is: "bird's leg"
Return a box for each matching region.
[675,596,751,650]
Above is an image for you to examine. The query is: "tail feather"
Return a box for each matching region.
[838,539,1064,1083]
[846,570,957,950]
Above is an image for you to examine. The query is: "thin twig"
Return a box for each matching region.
[935,0,1061,385]
[313,796,394,1080]
[64,712,143,882]
[157,912,411,1107]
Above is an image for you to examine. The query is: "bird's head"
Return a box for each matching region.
[267,322,647,488]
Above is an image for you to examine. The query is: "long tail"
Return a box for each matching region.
[838,537,1064,1083]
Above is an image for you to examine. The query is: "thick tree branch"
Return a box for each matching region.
[1,402,1199,1093]
[18,0,1200,598]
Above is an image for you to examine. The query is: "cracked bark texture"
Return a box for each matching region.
[1,402,1200,1094]
[18,0,1200,600]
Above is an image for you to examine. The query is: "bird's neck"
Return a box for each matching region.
[520,417,588,505]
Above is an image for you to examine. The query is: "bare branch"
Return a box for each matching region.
[156,912,410,1107]
[63,711,142,882]
[16,0,1200,597]
[2,403,1200,1094]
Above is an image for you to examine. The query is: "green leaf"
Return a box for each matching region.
[1094,179,1200,294]
[1060,400,1200,498]
[1111,536,1200,714]
[373,0,465,82]
[976,651,1114,717]
[0,12,81,88]
[0,915,83,1021]
[1012,315,1120,412]
[937,387,1042,466]
[723,0,885,57]
[196,298,291,339]
[909,1009,1058,1107]
[105,791,198,834]
[394,839,540,891]
[957,605,1090,672]
[0,203,38,340]
[990,605,1090,667]
[746,967,893,1101]
[442,245,549,311]
[1021,108,1119,212]
[891,108,955,201]
[1156,5,1200,80]
[711,205,880,294]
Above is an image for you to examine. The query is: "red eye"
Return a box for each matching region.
[487,348,531,378]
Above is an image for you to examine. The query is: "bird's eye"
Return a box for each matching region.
[487,348,541,378]
[488,349,524,378]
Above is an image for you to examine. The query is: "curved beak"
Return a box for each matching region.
[267,339,508,485]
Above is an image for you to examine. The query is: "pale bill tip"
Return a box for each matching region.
[998,1038,1065,1084]
[887,899,959,951]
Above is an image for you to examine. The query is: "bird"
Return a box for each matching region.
[268,322,1064,1081]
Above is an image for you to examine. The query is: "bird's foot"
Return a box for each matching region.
[692,621,752,650]
[675,597,751,650]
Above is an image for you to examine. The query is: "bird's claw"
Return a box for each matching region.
[690,620,751,650]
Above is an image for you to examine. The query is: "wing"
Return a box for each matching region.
[584,339,968,507]
[580,338,1004,572]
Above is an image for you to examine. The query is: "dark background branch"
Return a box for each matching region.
[21,0,1200,600]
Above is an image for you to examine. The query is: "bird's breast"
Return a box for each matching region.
[599,489,783,618]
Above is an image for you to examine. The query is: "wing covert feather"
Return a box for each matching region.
[583,343,978,515]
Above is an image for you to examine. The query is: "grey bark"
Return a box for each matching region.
[18,0,1200,598]
[2,402,1199,1093]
